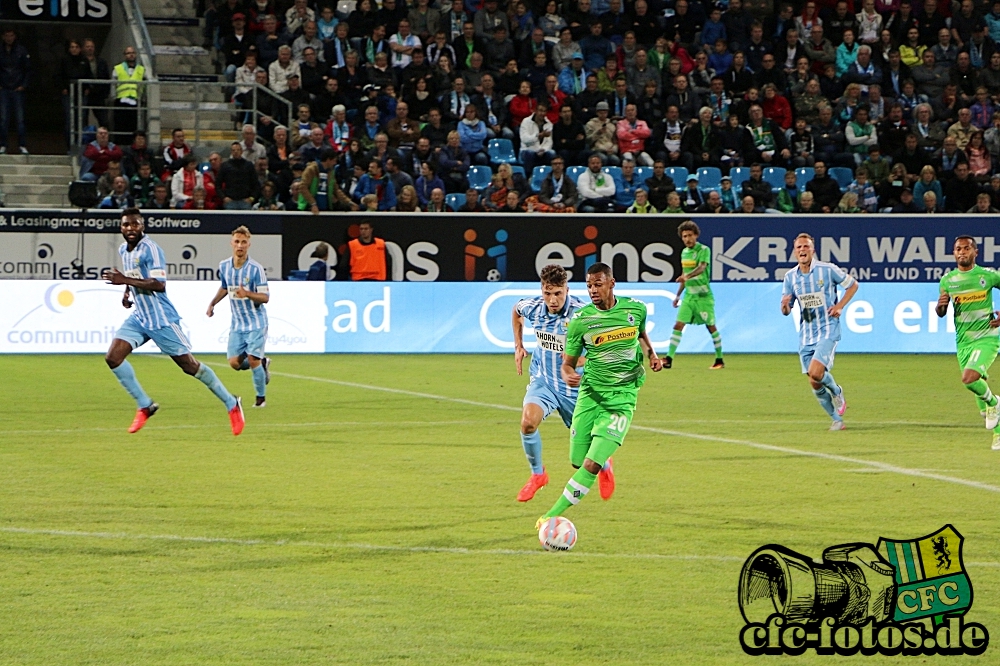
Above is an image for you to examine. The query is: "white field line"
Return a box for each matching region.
[0,420,486,436]
[265,369,1000,495]
[2,526,999,568]
[0,526,741,563]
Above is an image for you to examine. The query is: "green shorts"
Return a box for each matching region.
[569,385,638,467]
[957,338,1000,378]
[677,295,716,326]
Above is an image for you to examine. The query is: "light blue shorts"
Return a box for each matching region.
[524,380,577,428]
[115,315,192,357]
[799,338,838,374]
[228,327,268,359]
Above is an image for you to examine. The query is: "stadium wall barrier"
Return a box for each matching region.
[0,280,965,354]
[1,210,995,283]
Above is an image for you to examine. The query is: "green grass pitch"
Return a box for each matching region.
[2,353,999,664]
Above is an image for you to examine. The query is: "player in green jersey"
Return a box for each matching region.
[666,221,724,369]
[535,263,663,529]
[936,236,1000,449]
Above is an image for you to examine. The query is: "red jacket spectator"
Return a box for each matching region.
[82,127,124,178]
[762,93,793,130]
[668,41,694,75]
[615,115,652,156]
[540,87,567,124]
[508,83,538,129]
[246,0,276,36]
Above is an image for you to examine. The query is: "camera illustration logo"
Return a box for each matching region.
[738,525,988,656]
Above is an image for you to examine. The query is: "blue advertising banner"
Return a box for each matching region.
[702,215,1000,284]
[323,282,964,354]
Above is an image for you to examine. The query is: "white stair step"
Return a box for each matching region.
[0,154,75,166]
[5,194,70,206]
[0,174,74,185]
[1,165,75,176]
[1,183,72,195]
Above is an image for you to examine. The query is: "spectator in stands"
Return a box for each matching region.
[81,38,110,129]
[222,13,252,82]
[111,46,145,145]
[171,156,205,208]
[969,191,1000,213]
[59,39,87,151]
[643,161,675,211]
[354,159,397,210]
[796,189,816,212]
[269,46,300,94]
[530,155,578,212]
[218,142,260,209]
[338,219,390,277]
[122,130,153,179]
[740,163,774,210]
[81,127,123,181]
[254,15,285,67]
[443,76,472,122]
[457,104,489,164]
[289,104,317,148]
[935,135,969,179]
[99,176,134,209]
[238,123,267,164]
[847,167,880,211]
[697,189,728,213]
[129,161,156,206]
[551,104,586,165]
[329,23,354,69]
[449,188,481,211]
[581,21,614,72]
[717,175,739,210]
[948,107,977,149]
[558,53,588,95]
[415,161,445,206]
[911,103,945,155]
[395,184,420,211]
[299,148,357,212]
[913,164,943,209]
[877,163,908,209]
[424,187,450,211]
[386,156,413,192]
[0,28,29,155]
[186,186,218,210]
[389,19,422,68]
[293,21,324,64]
[427,30,457,67]
[776,170,800,212]
[747,104,790,165]
[485,25,516,72]
[483,164,525,210]
[846,105,879,163]
[966,131,992,179]
[508,79,537,130]
[944,161,980,211]
[162,128,193,179]
[551,28,579,71]
[807,160,843,212]
[576,153,616,212]
[96,160,122,197]
[680,107,721,170]
[144,182,171,209]
[519,102,555,172]
[254,155,274,188]
[922,190,939,211]
[609,158,645,211]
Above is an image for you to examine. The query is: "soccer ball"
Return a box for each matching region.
[538,516,577,551]
[486,268,502,282]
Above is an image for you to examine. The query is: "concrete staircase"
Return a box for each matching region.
[141,0,240,153]
[0,155,74,208]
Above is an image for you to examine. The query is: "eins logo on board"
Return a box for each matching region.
[463,228,507,281]
[18,0,109,19]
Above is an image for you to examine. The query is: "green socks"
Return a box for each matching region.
[966,379,998,406]
[711,330,723,359]
[544,467,598,519]
[667,329,682,357]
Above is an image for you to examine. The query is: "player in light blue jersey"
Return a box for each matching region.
[512,265,597,502]
[207,226,272,408]
[103,209,245,435]
[781,233,859,430]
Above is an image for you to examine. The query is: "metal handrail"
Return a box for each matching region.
[71,79,293,150]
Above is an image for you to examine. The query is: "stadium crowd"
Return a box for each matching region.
[45,0,1000,212]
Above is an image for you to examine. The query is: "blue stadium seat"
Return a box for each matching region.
[729,167,750,189]
[696,167,722,192]
[602,166,622,185]
[665,166,689,189]
[829,167,854,189]
[487,138,517,165]
[763,166,787,192]
[530,166,551,192]
[286,270,309,281]
[567,165,588,183]
[446,193,466,210]
[795,167,814,190]
[634,166,652,183]
[510,165,526,177]
[467,165,492,191]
